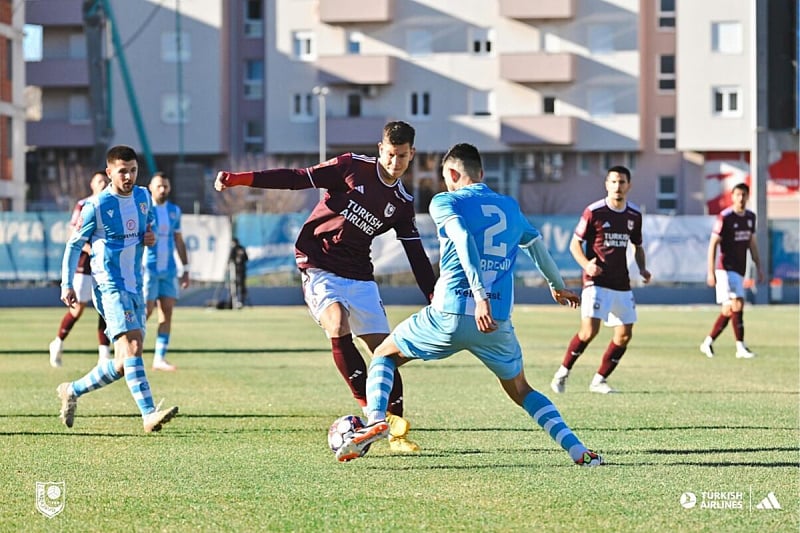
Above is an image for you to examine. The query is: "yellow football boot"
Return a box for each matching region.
[385,412,421,453]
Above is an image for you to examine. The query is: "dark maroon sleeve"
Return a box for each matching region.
[250,167,315,190]
[401,239,436,301]
[251,154,352,192]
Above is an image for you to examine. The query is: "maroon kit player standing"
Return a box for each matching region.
[49,171,113,368]
[550,166,651,394]
[214,121,435,452]
[699,182,763,359]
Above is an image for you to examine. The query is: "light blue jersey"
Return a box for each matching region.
[429,183,541,321]
[144,201,182,276]
[62,185,154,296]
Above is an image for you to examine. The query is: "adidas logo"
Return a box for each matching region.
[755,492,781,510]
[354,185,364,194]
[602,221,611,228]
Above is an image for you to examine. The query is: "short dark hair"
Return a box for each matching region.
[106,145,137,164]
[733,182,750,194]
[383,121,415,146]
[607,165,631,181]
[442,143,483,178]
[92,170,107,179]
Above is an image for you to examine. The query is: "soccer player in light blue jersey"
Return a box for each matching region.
[144,172,190,372]
[335,143,604,466]
[56,145,179,433]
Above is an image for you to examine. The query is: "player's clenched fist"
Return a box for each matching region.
[214,171,231,191]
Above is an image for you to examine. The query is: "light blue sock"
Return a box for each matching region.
[365,356,396,423]
[155,333,170,360]
[71,359,122,397]
[523,390,587,462]
[123,357,156,416]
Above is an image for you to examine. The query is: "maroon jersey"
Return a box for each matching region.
[70,196,92,275]
[712,207,756,276]
[251,153,430,285]
[574,199,643,291]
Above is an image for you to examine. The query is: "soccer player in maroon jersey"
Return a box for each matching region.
[214,121,435,452]
[49,171,113,368]
[550,166,651,394]
[699,182,764,359]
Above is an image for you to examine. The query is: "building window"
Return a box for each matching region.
[244,0,263,38]
[588,25,613,54]
[711,22,742,54]
[658,0,675,28]
[347,93,362,117]
[543,96,556,114]
[625,152,638,170]
[410,91,430,117]
[407,29,432,56]
[578,153,590,175]
[23,24,42,62]
[244,59,263,99]
[602,152,614,171]
[347,31,363,54]
[713,86,742,116]
[658,54,675,91]
[471,27,493,55]
[657,116,676,151]
[588,88,614,116]
[68,94,90,124]
[293,31,315,60]
[291,92,313,120]
[161,94,190,124]
[657,175,678,212]
[470,90,493,116]
[161,32,191,62]
[244,120,264,153]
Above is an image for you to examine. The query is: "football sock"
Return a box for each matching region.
[709,314,730,340]
[561,334,588,369]
[731,311,744,342]
[597,342,626,377]
[387,369,404,417]
[523,390,587,462]
[71,359,122,397]
[155,333,170,361]
[123,357,156,416]
[57,312,78,340]
[366,356,396,423]
[98,344,111,360]
[330,335,368,406]
[97,316,111,346]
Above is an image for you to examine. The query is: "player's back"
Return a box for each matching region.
[145,201,181,274]
[431,183,537,320]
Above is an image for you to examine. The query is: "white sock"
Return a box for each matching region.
[554,365,570,379]
[703,336,713,346]
[98,345,111,359]
[736,341,746,350]
[591,373,605,385]
[52,337,63,349]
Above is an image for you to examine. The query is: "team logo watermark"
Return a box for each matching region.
[35,481,65,518]
[680,488,781,512]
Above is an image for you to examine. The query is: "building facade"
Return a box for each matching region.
[0,0,27,212]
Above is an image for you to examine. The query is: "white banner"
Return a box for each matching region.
[181,215,231,282]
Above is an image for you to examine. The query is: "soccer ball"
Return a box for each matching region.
[328,414,369,458]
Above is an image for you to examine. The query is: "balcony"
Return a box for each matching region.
[319,0,393,24]
[26,58,89,87]
[326,116,389,147]
[501,116,576,146]
[499,0,574,20]
[316,55,395,86]
[26,0,84,25]
[500,53,575,84]
[27,121,93,148]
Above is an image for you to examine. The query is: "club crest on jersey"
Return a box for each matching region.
[384,203,396,217]
[627,219,634,231]
[139,202,148,215]
[126,219,136,231]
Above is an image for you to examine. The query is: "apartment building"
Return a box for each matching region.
[0,0,27,212]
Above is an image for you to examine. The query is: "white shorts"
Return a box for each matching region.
[581,285,637,327]
[73,273,94,303]
[300,268,389,337]
[715,270,745,304]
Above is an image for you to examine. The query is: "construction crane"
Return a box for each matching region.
[82,0,157,175]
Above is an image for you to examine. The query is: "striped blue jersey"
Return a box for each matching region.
[61,185,154,295]
[144,201,182,275]
[429,183,541,321]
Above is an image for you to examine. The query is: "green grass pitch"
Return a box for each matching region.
[1,304,797,532]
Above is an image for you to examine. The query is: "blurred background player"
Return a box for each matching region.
[214,121,436,453]
[49,170,112,367]
[56,145,178,433]
[144,172,190,371]
[335,143,602,466]
[700,182,764,359]
[229,238,249,309]
[550,166,651,395]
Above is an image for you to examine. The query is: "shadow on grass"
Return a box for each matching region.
[0,348,330,355]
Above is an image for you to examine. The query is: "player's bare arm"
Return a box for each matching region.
[474,297,498,333]
[706,233,721,287]
[551,288,580,308]
[634,245,652,284]
[749,236,765,283]
[570,235,602,277]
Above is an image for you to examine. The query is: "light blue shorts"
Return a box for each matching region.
[391,306,523,380]
[94,287,146,340]
[144,270,179,301]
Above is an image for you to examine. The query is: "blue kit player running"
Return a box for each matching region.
[56,145,178,433]
[144,172,190,371]
[335,143,603,466]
